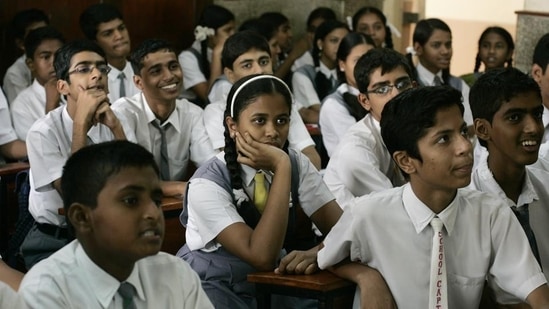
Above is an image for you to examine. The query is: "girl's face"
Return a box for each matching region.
[415,29,452,74]
[268,37,282,63]
[339,43,374,87]
[355,13,386,47]
[318,28,349,67]
[479,32,512,70]
[229,93,290,149]
[210,20,236,47]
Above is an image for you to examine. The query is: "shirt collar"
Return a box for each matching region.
[319,61,337,80]
[337,83,360,96]
[416,62,442,86]
[240,161,274,187]
[31,79,45,97]
[141,94,181,133]
[108,64,123,82]
[402,183,458,236]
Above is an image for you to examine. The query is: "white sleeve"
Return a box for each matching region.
[460,81,473,125]
[292,71,321,109]
[189,106,218,166]
[179,50,207,90]
[288,103,314,151]
[319,98,356,157]
[317,208,356,269]
[0,90,17,145]
[202,103,226,150]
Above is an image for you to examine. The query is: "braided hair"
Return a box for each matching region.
[473,26,514,72]
[411,18,452,85]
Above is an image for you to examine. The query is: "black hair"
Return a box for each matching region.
[130,38,177,75]
[260,12,289,29]
[195,4,235,79]
[223,75,292,193]
[54,39,106,81]
[24,26,65,59]
[238,18,277,43]
[351,6,394,49]
[312,20,349,67]
[61,140,159,233]
[470,67,541,147]
[354,48,413,94]
[221,31,271,70]
[336,32,375,83]
[306,7,337,32]
[533,33,549,74]
[407,18,452,84]
[79,3,124,40]
[9,8,49,40]
[381,86,464,164]
[473,26,514,73]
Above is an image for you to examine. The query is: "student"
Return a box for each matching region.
[3,9,49,104]
[531,33,549,143]
[323,48,410,208]
[318,86,549,308]
[292,20,349,124]
[408,18,473,126]
[469,68,549,292]
[21,40,134,269]
[80,3,139,102]
[238,18,282,67]
[19,140,213,308]
[461,26,514,87]
[351,6,393,49]
[203,31,322,169]
[319,32,375,156]
[178,74,342,307]
[0,89,27,162]
[112,39,217,197]
[11,26,65,141]
[179,4,235,107]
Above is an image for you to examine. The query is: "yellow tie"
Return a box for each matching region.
[254,172,268,213]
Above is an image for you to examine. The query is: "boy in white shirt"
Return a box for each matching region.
[318,86,549,308]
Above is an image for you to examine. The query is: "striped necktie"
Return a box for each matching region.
[254,172,268,213]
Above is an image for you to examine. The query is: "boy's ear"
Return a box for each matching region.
[474,118,491,143]
[67,203,93,234]
[413,42,422,57]
[358,93,371,112]
[133,75,144,91]
[393,150,416,175]
[57,79,70,96]
[532,64,544,83]
[25,57,35,71]
[224,67,236,84]
[225,116,237,139]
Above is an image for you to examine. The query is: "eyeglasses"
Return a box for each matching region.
[67,64,111,76]
[367,79,413,96]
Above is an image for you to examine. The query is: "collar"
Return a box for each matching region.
[402,183,458,236]
[416,62,443,86]
[337,83,360,96]
[319,61,337,80]
[141,93,181,133]
[240,161,274,187]
[108,64,123,82]
[31,78,46,98]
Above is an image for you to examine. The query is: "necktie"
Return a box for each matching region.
[254,172,268,213]
[118,282,137,309]
[118,72,126,98]
[151,120,170,180]
[433,75,443,86]
[512,204,541,266]
[429,217,448,309]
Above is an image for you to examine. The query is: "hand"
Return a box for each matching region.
[235,132,288,173]
[94,101,121,130]
[73,86,109,130]
[44,78,61,112]
[275,247,319,275]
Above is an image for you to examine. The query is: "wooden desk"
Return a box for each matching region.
[248,270,355,309]
[0,162,30,253]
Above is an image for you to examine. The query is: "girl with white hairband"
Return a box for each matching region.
[178,74,343,307]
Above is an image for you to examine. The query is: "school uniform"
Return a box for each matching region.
[416,62,473,125]
[323,114,406,208]
[112,93,217,181]
[180,150,334,307]
[542,105,549,143]
[179,41,212,102]
[319,83,361,156]
[22,105,136,267]
[318,184,546,308]
[290,50,313,72]
[0,90,18,164]
[292,62,338,110]
[107,61,139,103]
[2,55,32,104]
[207,75,232,105]
[0,281,27,309]
[19,240,213,309]
[10,80,47,141]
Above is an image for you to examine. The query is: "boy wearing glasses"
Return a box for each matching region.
[323,48,413,208]
[21,40,135,268]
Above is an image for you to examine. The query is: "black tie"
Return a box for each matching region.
[512,204,542,267]
[151,120,170,180]
[118,282,137,309]
[118,72,126,98]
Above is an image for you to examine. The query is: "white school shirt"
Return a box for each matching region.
[323,114,406,209]
[0,89,17,147]
[11,79,47,141]
[318,184,546,308]
[416,62,473,125]
[203,98,315,152]
[3,55,32,104]
[469,153,549,281]
[207,75,232,104]
[542,105,549,143]
[26,106,136,226]
[19,240,213,309]
[319,83,360,156]
[112,93,217,181]
[185,151,335,252]
[107,61,139,103]
[292,62,337,110]
[179,41,212,101]
[291,50,314,72]
[0,281,27,309]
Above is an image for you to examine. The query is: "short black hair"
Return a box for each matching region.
[54,39,106,81]
[221,31,270,70]
[533,33,549,74]
[79,3,124,40]
[354,48,413,94]
[260,12,289,29]
[238,18,277,42]
[9,8,49,40]
[306,7,337,32]
[24,26,65,59]
[130,39,177,75]
[62,141,159,233]
[381,86,464,163]
[470,67,541,147]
